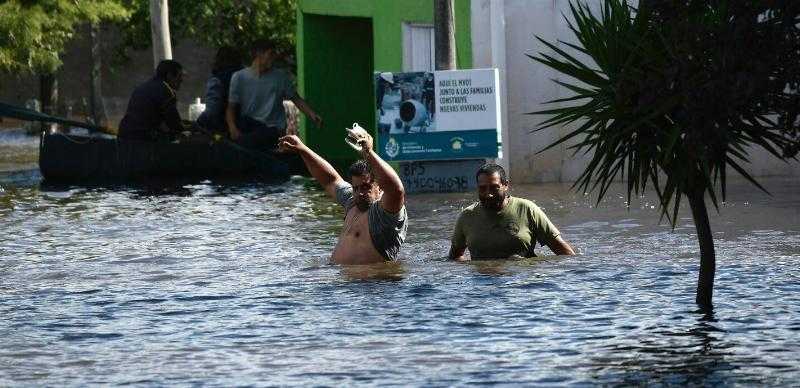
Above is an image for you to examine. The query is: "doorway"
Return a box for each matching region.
[301,15,374,170]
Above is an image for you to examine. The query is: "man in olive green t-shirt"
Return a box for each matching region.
[449,163,576,260]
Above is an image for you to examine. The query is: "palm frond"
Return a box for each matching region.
[529,0,798,227]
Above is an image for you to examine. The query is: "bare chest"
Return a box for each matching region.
[343,208,371,239]
[331,208,384,264]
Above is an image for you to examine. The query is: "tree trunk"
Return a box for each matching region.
[688,187,716,308]
[39,73,58,132]
[89,23,108,126]
[149,0,173,69]
[434,0,457,71]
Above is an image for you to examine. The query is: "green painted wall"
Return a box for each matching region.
[297,0,472,169]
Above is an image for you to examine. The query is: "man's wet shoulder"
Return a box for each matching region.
[509,196,540,210]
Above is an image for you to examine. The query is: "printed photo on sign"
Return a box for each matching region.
[376,72,436,135]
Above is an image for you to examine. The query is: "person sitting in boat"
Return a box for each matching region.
[118,60,185,141]
[277,128,407,265]
[196,47,243,134]
[449,163,576,261]
[226,39,322,150]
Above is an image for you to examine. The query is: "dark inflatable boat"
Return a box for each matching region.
[38,132,304,183]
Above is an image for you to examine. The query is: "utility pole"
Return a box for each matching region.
[89,23,108,126]
[149,0,173,69]
[434,0,457,70]
[39,74,58,132]
[403,0,481,196]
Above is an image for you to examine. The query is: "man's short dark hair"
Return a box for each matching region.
[155,60,182,80]
[348,159,371,180]
[251,39,277,58]
[476,163,508,185]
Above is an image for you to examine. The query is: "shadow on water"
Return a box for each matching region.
[38,179,190,197]
[464,255,570,276]
[35,176,303,199]
[0,168,41,188]
[589,309,754,386]
[339,261,407,282]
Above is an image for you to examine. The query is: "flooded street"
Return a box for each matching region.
[0,130,38,173]
[1,132,799,386]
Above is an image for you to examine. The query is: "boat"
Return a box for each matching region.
[1,101,304,183]
[38,131,306,183]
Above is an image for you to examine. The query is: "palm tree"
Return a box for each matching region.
[529,0,799,308]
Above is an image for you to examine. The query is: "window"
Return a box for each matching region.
[402,23,435,72]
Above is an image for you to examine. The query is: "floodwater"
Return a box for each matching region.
[1,131,799,386]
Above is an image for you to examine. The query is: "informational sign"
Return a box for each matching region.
[375,68,501,162]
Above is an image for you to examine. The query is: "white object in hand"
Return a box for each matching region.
[345,122,369,151]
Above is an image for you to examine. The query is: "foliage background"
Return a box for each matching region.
[0,0,130,74]
[114,0,297,63]
[532,1,799,222]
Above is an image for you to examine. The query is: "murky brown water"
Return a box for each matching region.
[1,131,799,385]
[0,130,38,172]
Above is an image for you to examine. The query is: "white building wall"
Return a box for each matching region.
[471,0,493,69]
[472,0,800,183]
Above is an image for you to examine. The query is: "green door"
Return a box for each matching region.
[302,15,374,172]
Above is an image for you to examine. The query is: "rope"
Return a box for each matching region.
[54,131,94,145]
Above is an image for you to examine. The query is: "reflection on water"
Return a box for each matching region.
[339,262,407,282]
[0,129,38,172]
[1,134,799,385]
[589,312,733,386]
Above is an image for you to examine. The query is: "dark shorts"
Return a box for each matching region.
[236,116,281,150]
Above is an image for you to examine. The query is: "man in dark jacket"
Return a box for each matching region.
[118,60,184,141]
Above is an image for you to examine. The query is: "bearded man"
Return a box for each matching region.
[449,163,575,261]
[278,130,407,265]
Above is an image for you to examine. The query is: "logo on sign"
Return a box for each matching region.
[385,137,400,158]
[450,137,465,152]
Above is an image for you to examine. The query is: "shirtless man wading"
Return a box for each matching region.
[278,131,407,265]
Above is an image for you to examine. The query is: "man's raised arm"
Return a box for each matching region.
[290,95,323,129]
[357,132,405,214]
[278,135,344,199]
